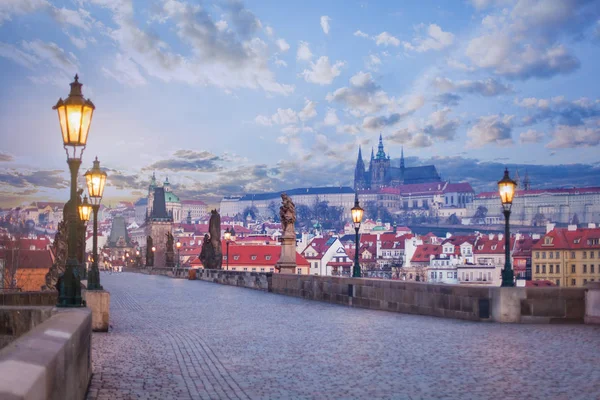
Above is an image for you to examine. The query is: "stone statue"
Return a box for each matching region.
[146,235,154,266]
[199,210,222,269]
[165,231,175,268]
[279,193,296,236]
[42,220,68,291]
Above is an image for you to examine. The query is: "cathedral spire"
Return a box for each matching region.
[400,146,405,170]
[370,147,374,160]
[376,132,386,159]
[523,169,531,190]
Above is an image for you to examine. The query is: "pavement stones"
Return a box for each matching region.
[88,272,600,400]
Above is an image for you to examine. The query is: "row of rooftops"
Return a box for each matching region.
[476,187,600,199]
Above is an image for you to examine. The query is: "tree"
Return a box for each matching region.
[447,213,460,225]
[532,213,546,227]
[364,201,379,220]
[241,206,258,221]
[571,213,580,226]
[267,201,278,221]
[295,204,312,228]
[473,206,488,224]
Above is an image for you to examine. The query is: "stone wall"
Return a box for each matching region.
[0,291,57,306]
[270,275,586,323]
[0,306,54,348]
[0,308,92,400]
[196,269,272,291]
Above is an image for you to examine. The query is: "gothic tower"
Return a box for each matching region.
[523,170,531,190]
[354,146,367,190]
[370,133,391,189]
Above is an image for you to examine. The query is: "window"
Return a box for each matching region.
[270,268,274,272]
[591,251,595,259]
[232,267,236,271]
[542,252,546,259]
[243,268,248,271]
[571,265,576,273]
[234,255,240,260]
[549,252,554,259]
[556,252,560,259]
[583,251,587,259]
[251,255,257,260]
[583,265,587,273]
[556,265,560,274]
[260,268,265,272]
[223,256,228,260]
[571,252,576,259]
[583,279,588,284]
[550,265,554,274]
[447,272,452,278]
[431,272,435,279]
[454,272,457,279]
[542,265,546,273]
[556,279,560,286]
[592,265,595,274]
[297,269,302,274]
[536,265,540,274]
[535,252,540,259]
[571,279,576,286]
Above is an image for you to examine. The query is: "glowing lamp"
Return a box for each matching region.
[498,168,517,212]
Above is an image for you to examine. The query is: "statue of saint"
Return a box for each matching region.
[146,235,154,266]
[199,210,223,269]
[279,193,296,236]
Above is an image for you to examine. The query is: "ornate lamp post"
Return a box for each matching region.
[176,241,181,269]
[498,168,517,287]
[224,228,232,269]
[53,75,95,307]
[351,194,364,278]
[84,157,107,290]
[78,195,91,278]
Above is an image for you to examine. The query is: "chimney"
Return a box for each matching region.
[588,223,597,229]
[446,232,452,239]
[532,234,541,239]
[568,224,577,231]
[488,233,494,240]
[498,233,504,241]
[546,223,556,233]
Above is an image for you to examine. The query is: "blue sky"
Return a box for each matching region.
[1,0,600,207]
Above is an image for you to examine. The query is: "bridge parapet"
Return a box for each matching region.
[196,269,272,291]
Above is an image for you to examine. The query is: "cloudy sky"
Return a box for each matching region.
[1,0,600,207]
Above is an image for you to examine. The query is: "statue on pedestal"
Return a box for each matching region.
[276,193,297,273]
[279,193,296,236]
[199,210,222,269]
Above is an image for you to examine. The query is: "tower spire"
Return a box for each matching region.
[376,132,386,159]
[400,146,405,170]
[523,169,531,190]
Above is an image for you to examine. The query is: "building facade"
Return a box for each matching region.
[220,187,356,220]
[470,187,600,226]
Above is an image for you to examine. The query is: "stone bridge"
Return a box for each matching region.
[87,272,600,399]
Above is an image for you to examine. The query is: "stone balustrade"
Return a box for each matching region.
[196,269,272,291]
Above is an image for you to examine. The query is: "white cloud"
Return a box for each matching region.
[298,99,317,121]
[366,54,381,70]
[467,114,515,148]
[274,58,287,67]
[320,16,331,34]
[0,0,48,24]
[254,115,273,126]
[297,41,312,61]
[447,58,476,72]
[264,25,274,36]
[215,19,228,31]
[336,124,360,135]
[354,30,369,38]
[546,121,600,148]
[0,41,38,68]
[326,71,392,116]
[92,0,294,95]
[374,32,400,46]
[21,39,78,73]
[408,24,454,52]
[433,77,512,96]
[275,38,290,52]
[101,53,147,87]
[272,108,299,125]
[301,56,345,85]
[323,108,340,126]
[519,129,544,144]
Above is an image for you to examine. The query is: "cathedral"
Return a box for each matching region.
[354,134,442,190]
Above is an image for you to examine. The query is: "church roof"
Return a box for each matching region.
[165,191,180,203]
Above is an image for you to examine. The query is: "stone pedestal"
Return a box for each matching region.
[491,287,526,323]
[85,290,110,332]
[585,282,600,325]
[276,234,297,274]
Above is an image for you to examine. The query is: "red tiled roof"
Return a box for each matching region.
[442,235,476,247]
[208,244,309,267]
[411,244,442,263]
[474,236,516,254]
[532,227,600,250]
[302,237,331,259]
[513,237,541,257]
[0,249,53,269]
[443,182,474,193]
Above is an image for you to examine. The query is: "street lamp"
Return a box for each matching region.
[84,156,107,290]
[78,195,92,279]
[176,241,181,269]
[224,228,232,270]
[54,74,95,307]
[498,168,517,287]
[351,194,364,278]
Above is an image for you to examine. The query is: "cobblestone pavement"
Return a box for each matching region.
[88,273,600,400]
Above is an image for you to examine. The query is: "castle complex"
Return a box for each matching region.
[354,134,441,190]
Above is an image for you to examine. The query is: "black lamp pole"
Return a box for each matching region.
[353,225,361,277]
[88,204,103,290]
[499,168,516,287]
